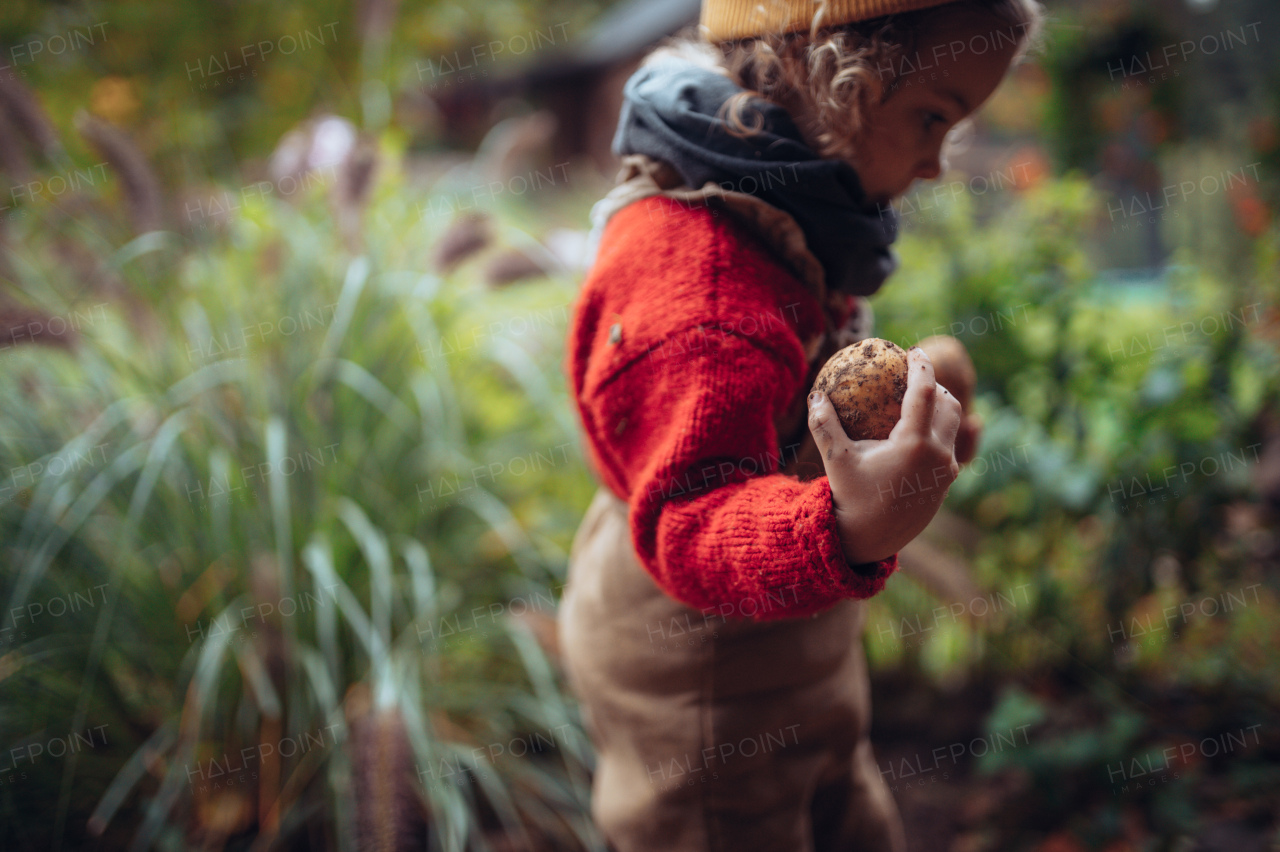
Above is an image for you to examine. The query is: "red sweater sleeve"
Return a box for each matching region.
[566,195,897,621]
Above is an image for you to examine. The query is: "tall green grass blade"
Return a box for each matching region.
[266,417,295,596]
[335,498,394,654]
[483,336,575,438]
[9,441,147,613]
[125,409,191,525]
[396,535,436,626]
[326,358,416,434]
[109,232,181,270]
[15,398,134,547]
[164,360,248,407]
[86,721,179,837]
[314,255,370,380]
[301,535,381,660]
[130,598,241,850]
[232,637,282,718]
[456,485,545,580]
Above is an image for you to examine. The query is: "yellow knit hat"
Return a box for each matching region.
[700,0,961,42]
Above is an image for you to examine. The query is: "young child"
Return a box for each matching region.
[559,1,1045,849]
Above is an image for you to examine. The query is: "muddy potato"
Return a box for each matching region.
[916,334,975,410]
[811,338,908,441]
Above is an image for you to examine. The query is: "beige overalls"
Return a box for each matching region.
[557,155,909,852]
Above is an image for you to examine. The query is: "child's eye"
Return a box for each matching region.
[923,112,946,133]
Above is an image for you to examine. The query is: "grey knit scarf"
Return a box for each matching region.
[611,54,900,297]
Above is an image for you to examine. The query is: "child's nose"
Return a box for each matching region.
[915,155,943,181]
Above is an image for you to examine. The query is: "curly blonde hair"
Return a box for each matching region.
[643,0,1047,169]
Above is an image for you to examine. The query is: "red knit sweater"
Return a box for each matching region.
[565,194,899,621]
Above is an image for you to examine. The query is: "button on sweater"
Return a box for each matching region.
[564,193,899,621]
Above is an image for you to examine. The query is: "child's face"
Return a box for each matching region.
[849,10,1023,206]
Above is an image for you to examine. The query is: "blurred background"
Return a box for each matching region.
[0,0,1277,849]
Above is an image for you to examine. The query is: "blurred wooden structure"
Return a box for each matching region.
[424,0,700,177]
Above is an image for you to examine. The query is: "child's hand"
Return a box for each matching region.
[806,347,962,566]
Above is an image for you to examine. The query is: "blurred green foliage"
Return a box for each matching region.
[0,0,617,181]
[0,153,604,848]
[3,141,1276,848]
[865,175,1280,844]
